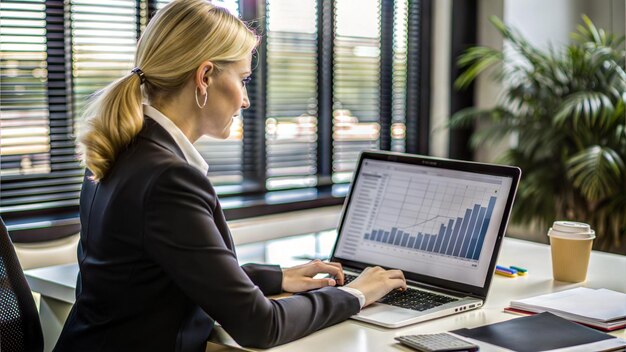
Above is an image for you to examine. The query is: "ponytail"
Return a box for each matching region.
[78,72,144,181]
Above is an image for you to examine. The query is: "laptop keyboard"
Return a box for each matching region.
[342,274,458,311]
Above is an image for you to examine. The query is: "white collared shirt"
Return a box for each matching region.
[143,104,209,176]
[142,104,365,308]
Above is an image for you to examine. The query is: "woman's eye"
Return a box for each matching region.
[242,76,252,86]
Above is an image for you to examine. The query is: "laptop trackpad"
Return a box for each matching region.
[355,303,422,322]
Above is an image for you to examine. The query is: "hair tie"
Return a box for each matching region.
[131,67,146,85]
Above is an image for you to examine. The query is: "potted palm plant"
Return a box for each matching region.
[450,16,626,252]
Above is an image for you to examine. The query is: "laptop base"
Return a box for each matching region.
[352,298,483,328]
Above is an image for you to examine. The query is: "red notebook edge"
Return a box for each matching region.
[503,307,626,332]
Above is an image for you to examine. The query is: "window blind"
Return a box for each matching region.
[156,0,243,186]
[67,0,139,206]
[1,0,49,177]
[392,0,407,152]
[0,0,84,218]
[265,0,318,190]
[70,0,138,120]
[332,0,381,183]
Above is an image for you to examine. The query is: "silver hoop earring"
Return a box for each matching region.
[195,88,207,109]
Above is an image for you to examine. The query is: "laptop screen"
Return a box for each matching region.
[333,153,518,292]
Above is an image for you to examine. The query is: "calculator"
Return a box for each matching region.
[395,333,479,352]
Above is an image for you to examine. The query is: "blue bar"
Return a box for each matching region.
[364,233,370,240]
[389,227,398,244]
[428,224,445,252]
[413,232,424,249]
[445,217,463,256]
[464,207,486,258]
[426,232,436,251]
[421,234,430,250]
[451,209,472,256]
[434,222,447,253]
[394,230,403,245]
[440,219,455,254]
[383,231,390,243]
[375,229,383,242]
[401,233,409,247]
[408,236,415,248]
[456,204,480,257]
[414,233,422,249]
[385,232,393,244]
[472,196,497,260]
[436,219,454,253]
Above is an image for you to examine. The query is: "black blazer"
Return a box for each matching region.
[54,118,360,352]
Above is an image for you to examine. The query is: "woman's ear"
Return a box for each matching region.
[194,60,214,95]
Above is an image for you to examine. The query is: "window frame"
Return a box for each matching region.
[1,0,434,242]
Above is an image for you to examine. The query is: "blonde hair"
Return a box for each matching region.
[79,0,258,181]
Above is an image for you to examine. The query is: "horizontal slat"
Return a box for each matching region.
[0,199,79,214]
[2,173,84,190]
[1,183,81,199]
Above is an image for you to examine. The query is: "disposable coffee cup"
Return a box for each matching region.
[547,221,595,283]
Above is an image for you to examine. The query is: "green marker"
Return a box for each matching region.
[510,265,527,273]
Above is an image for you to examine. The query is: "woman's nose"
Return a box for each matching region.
[242,88,250,110]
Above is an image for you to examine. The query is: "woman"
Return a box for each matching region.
[54,1,406,351]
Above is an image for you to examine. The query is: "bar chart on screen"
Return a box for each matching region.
[363,196,496,261]
[337,162,504,268]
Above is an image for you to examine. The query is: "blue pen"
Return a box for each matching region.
[496,265,517,274]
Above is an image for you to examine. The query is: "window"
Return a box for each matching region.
[392,0,408,152]
[0,0,432,241]
[266,0,318,190]
[333,0,382,183]
[1,0,83,223]
[70,0,138,118]
[1,0,49,177]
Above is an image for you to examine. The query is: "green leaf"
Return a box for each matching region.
[567,146,625,201]
[455,48,502,90]
[554,91,615,130]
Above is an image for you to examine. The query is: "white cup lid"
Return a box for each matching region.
[548,221,595,240]
[552,221,591,233]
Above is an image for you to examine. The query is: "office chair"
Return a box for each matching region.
[0,216,44,352]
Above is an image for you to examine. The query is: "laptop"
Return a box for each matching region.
[330,151,521,328]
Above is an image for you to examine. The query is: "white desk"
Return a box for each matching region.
[26,238,626,352]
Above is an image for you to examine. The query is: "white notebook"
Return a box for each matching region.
[509,287,626,329]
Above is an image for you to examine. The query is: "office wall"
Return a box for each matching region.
[504,0,584,49]
[583,0,626,39]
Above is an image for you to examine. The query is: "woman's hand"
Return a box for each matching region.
[281,260,344,293]
[346,266,407,306]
